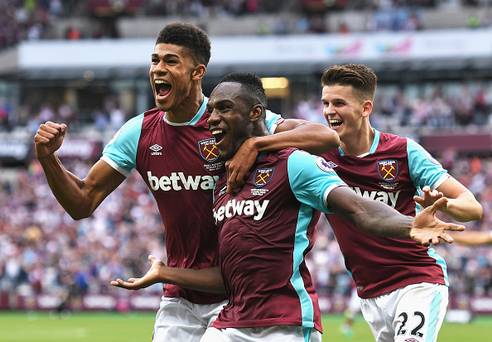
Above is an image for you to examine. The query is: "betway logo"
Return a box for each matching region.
[213,199,270,223]
[351,187,400,208]
[147,171,219,191]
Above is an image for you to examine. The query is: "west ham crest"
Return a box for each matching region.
[254,167,274,187]
[377,159,398,182]
[198,138,219,162]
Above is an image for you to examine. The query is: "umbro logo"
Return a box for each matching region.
[150,144,163,156]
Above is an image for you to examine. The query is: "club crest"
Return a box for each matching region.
[254,167,274,187]
[377,159,398,182]
[198,138,219,162]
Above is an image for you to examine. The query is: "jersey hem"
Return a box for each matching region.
[213,319,322,333]
[358,277,447,299]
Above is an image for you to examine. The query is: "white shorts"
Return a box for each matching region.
[152,296,227,342]
[200,326,322,342]
[360,282,448,342]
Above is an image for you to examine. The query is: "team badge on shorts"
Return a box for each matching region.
[198,138,219,162]
[254,168,274,187]
[377,159,398,182]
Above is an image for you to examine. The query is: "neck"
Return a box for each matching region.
[166,84,203,123]
[252,122,269,138]
[340,122,375,156]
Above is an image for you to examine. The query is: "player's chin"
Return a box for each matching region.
[155,95,173,110]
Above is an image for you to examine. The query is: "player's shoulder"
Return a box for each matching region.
[375,130,408,155]
[141,107,163,125]
[379,131,407,146]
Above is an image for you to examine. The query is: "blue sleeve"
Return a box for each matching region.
[287,150,346,213]
[101,114,144,177]
[265,110,283,134]
[407,138,449,191]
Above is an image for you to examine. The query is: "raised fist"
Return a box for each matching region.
[34,121,67,159]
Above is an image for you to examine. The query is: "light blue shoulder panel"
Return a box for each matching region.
[407,138,449,191]
[287,150,346,213]
[265,109,283,134]
[101,113,144,177]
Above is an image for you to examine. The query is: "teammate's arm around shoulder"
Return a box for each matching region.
[267,118,340,154]
[34,121,125,220]
[226,117,339,193]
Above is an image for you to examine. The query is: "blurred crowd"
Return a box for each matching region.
[0,149,491,307]
[2,81,492,134]
[1,0,491,50]
[0,159,165,303]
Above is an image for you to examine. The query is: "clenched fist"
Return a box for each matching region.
[34,121,67,159]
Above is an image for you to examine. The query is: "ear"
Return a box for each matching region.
[192,64,206,81]
[249,104,263,122]
[361,100,373,118]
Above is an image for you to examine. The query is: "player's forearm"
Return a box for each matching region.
[254,122,339,155]
[450,232,492,246]
[444,192,483,222]
[349,198,412,239]
[38,154,93,219]
[159,266,225,294]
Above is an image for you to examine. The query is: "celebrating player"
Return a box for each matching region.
[111,73,464,342]
[33,23,339,342]
[319,64,483,342]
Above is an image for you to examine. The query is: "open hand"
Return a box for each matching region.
[411,197,465,245]
[413,185,444,209]
[110,255,165,290]
[226,137,258,193]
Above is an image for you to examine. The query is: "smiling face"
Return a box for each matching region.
[207,82,259,161]
[321,84,372,142]
[149,43,203,111]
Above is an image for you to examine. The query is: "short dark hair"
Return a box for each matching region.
[321,64,377,101]
[156,23,211,66]
[219,73,267,107]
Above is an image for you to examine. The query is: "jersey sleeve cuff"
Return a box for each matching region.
[323,184,347,213]
[100,156,130,178]
[431,173,450,190]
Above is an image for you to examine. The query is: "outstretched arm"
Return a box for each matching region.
[326,187,465,245]
[34,121,125,219]
[111,255,225,294]
[449,231,492,246]
[414,178,483,222]
[227,119,339,192]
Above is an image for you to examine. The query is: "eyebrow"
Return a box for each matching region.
[151,53,180,59]
[208,99,234,108]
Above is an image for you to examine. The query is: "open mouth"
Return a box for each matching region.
[210,128,226,145]
[154,79,172,98]
[328,118,343,129]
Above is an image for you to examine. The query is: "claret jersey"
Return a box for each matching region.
[321,130,450,299]
[212,148,345,332]
[101,97,282,304]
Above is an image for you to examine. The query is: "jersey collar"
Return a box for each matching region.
[338,129,380,157]
[163,96,208,126]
